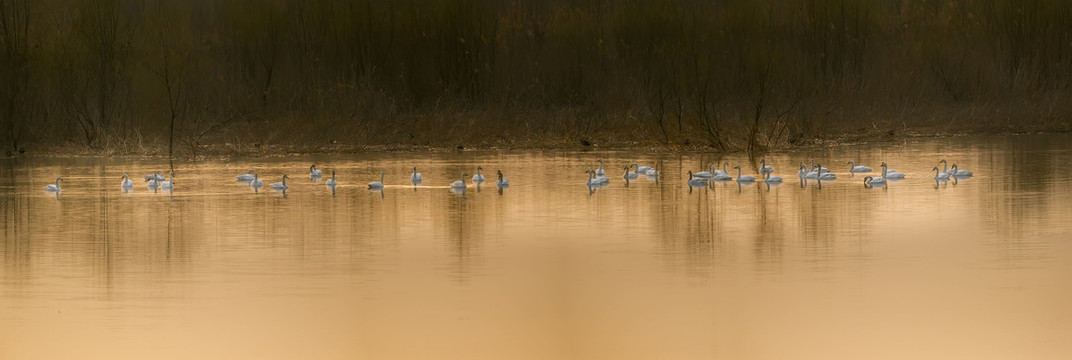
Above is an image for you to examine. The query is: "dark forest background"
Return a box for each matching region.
[2,0,1072,155]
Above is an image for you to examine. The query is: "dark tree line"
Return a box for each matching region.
[2,0,1072,154]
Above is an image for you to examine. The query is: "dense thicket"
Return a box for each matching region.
[2,0,1072,154]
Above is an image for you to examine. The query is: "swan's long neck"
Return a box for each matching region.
[941,160,948,173]
[736,167,741,178]
[310,165,315,172]
[598,160,603,170]
[722,162,728,172]
[380,172,384,183]
[332,171,336,180]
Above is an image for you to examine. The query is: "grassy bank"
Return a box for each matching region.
[2,0,1072,157]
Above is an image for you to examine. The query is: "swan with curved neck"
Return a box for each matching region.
[121,173,134,189]
[326,171,337,186]
[452,173,468,189]
[270,175,290,190]
[949,162,973,176]
[817,164,837,180]
[880,162,905,179]
[933,167,951,180]
[44,177,62,192]
[595,159,606,177]
[863,176,887,185]
[760,159,774,174]
[310,164,322,177]
[734,165,756,182]
[473,167,485,182]
[368,172,384,189]
[496,170,509,186]
[623,165,638,180]
[687,170,708,186]
[764,172,783,183]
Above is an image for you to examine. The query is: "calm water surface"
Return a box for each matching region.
[2,135,1071,359]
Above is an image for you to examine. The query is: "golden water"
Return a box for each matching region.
[2,135,1071,359]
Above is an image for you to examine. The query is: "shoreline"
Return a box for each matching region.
[6,129,1067,160]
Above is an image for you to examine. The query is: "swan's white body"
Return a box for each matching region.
[645,164,659,177]
[44,177,62,192]
[250,173,264,189]
[411,167,422,184]
[496,170,509,186]
[121,174,134,189]
[310,165,323,177]
[144,170,166,181]
[632,162,653,175]
[161,171,174,190]
[595,159,606,177]
[933,167,951,180]
[368,172,384,189]
[863,176,887,185]
[760,159,774,174]
[473,167,486,182]
[693,164,715,179]
[810,160,830,173]
[947,162,973,176]
[848,160,872,173]
[326,171,338,186]
[270,175,289,190]
[711,162,730,177]
[147,178,160,189]
[764,173,783,183]
[734,166,756,182]
[623,166,638,180]
[816,166,837,180]
[880,163,905,179]
[452,173,468,189]
[237,170,257,181]
[686,171,709,187]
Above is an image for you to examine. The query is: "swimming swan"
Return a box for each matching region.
[496,170,509,186]
[411,167,422,184]
[270,175,290,190]
[44,177,62,192]
[623,165,638,180]
[848,160,872,173]
[950,163,973,176]
[237,170,257,182]
[734,166,756,182]
[121,173,134,189]
[452,173,468,189]
[760,159,774,174]
[632,162,653,175]
[310,164,322,177]
[473,167,485,182]
[863,176,887,185]
[687,171,709,187]
[368,172,384,189]
[250,173,264,189]
[595,159,606,177]
[161,171,174,190]
[934,167,951,180]
[326,171,338,186]
[764,172,783,183]
[880,162,905,179]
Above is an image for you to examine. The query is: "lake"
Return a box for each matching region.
[2,134,1071,359]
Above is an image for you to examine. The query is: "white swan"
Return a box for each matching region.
[411,167,422,184]
[760,159,774,174]
[595,159,606,177]
[250,173,264,189]
[144,170,166,181]
[764,172,783,183]
[161,171,174,190]
[801,163,819,179]
[693,164,715,178]
[686,170,709,187]
[645,164,659,177]
[734,165,756,182]
[950,162,973,176]
[848,160,872,173]
[880,162,905,179]
[237,169,257,182]
[121,173,134,189]
[310,164,322,177]
[368,172,384,189]
[473,166,485,182]
[623,165,638,180]
[712,162,730,177]
[933,167,951,180]
[44,177,62,192]
[863,176,887,185]
[810,160,830,173]
[270,175,290,190]
[452,173,468,189]
[632,162,653,175]
[326,171,338,186]
[816,164,837,180]
[146,176,160,189]
[496,170,509,186]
